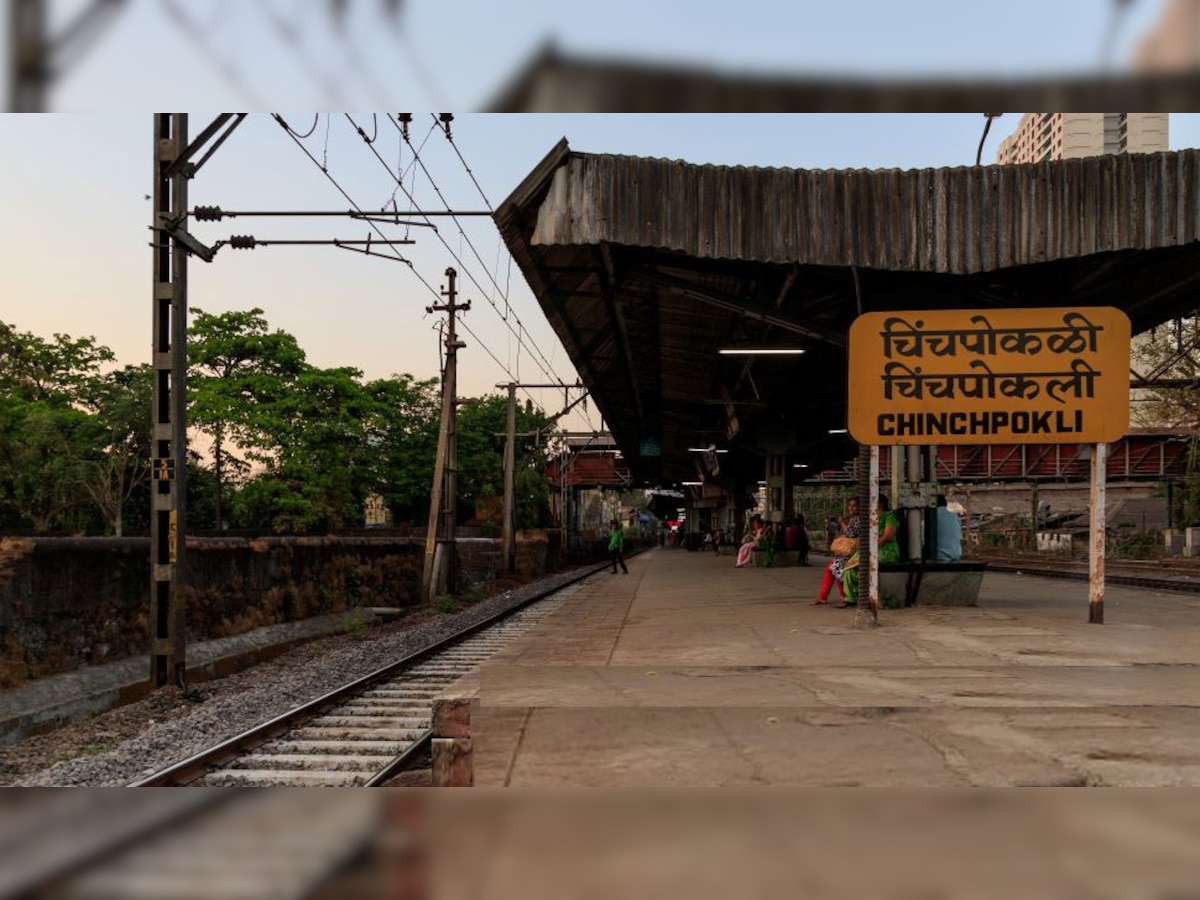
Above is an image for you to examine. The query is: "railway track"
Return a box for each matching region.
[974,555,1200,594]
[132,555,633,787]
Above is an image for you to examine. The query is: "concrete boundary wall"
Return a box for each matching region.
[0,533,564,688]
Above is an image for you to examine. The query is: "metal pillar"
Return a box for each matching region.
[1089,442,1108,624]
[150,114,189,688]
[421,268,469,603]
[868,446,880,619]
[501,382,517,575]
[905,445,922,561]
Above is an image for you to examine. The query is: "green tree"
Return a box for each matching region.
[0,322,119,534]
[0,398,98,532]
[0,321,114,403]
[232,366,377,533]
[77,364,153,537]
[363,375,441,523]
[456,395,555,527]
[188,308,307,529]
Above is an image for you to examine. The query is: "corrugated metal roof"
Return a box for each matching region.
[528,149,1200,275]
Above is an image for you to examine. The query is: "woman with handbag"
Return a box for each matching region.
[813,497,860,604]
[840,494,901,607]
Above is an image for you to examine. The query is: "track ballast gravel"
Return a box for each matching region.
[8,564,602,787]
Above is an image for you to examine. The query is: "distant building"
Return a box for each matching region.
[996,113,1168,164]
[364,494,391,528]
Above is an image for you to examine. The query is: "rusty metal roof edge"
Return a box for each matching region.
[519,147,1200,276]
[494,137,573,228]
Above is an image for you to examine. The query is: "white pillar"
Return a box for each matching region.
[1089,442,1107,624]
[869,445,880,617]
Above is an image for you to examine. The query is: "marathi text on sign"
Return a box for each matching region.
[848,307,1130,445]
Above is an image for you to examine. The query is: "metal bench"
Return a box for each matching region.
[877,561,988,609]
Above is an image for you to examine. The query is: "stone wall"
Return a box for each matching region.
[0,536,418,687]
[0,531,630,687]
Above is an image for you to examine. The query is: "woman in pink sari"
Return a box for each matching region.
[735,516,763,568]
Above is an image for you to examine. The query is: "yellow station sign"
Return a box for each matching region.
[848,307,1130,445]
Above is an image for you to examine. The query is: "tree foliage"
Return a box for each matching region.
[0,311,560,536]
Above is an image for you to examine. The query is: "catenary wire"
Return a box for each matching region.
[408,114,563,383]
[380,115,567,388]
[348,114,566,389]
[275,114,542,407]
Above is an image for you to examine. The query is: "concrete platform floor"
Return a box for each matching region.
[467,548,1200,787]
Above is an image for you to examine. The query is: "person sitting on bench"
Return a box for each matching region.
[935,494,963,562]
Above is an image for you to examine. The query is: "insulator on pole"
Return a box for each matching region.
[229,234,258,249]
[193,205,224,221]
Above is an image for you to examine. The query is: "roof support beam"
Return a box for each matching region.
[630,268,846,347]
[598,242,647,439]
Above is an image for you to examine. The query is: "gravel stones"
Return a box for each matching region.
[6,564,599,786]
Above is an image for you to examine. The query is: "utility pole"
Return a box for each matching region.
[150,114,190,689]
[422,268,469,603]
[147,113,247,690]
[495,382,585,575]
[501,382,517,576]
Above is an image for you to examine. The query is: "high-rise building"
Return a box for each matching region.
[996,113,1169,165]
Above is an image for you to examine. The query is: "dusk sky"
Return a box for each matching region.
[2,1,1193,431]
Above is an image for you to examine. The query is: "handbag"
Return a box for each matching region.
[830,535,858,557]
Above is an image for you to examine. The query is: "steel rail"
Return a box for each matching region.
[131,549,646,787]
[978,556,1200,595]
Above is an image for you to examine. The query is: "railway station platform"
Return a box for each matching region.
[443,547,1200,787]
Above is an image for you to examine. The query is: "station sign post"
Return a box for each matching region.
[848,307,1131,624]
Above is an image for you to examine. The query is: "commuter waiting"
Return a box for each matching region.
[935,494,963,562]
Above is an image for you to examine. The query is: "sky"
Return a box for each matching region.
[2,0,1196,431]
[13,0,1177,110]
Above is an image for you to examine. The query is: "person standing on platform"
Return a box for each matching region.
[609,519,629,574]
[935,494,963,562]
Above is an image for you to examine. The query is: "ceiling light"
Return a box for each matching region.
[827,428,848,434]
[793,464,809,468]
[688,447,729,453]
[718,348,806,356]
[681,481,703,486]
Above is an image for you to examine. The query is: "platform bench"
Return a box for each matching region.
[878,561,988,609]
[751,549,806,567]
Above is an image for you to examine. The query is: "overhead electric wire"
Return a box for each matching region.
[273,113,430,291]
[284,114,321,140]
[276,114,536,406]
[348,114,566,391]
[413,114,562,384]
[439,115,495,212]
[379,115,568,389]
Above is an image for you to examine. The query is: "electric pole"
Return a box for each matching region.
[497,382,588,575]
[147,113,247,689]
[422,268,469,603]
[501,382,517,576]
[150,114,190,689]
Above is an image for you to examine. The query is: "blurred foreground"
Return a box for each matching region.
[3,788,1200,899]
